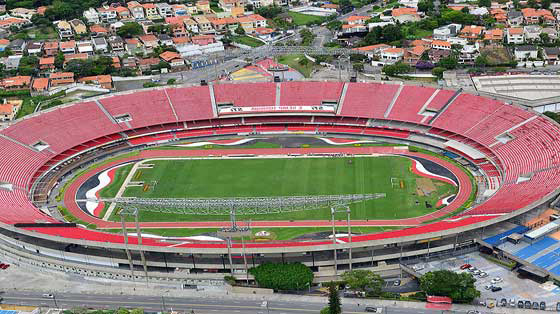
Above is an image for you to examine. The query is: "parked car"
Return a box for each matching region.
[460,263,472,270]
[491,286,502,292]
[556,302,560,311]
[518,300,525,308]
[540,301,546,310]
[473,270,482,275]
[509,298,516,307]
[533,302,540,310]
[393,280,401,286]
[525,301,532,309]
[491,277,503,284]
[484,285,493,290]
[365,307,383,313]
[478,272,488,278]
[500,298,507,307]
[0,263,9,269]
[468,267,477,273]
[42,294,54,298]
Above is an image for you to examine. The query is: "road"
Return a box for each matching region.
[0,291,463,314]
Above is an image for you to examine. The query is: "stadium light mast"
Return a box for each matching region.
[331,205,352,277]
[119,207,150,284]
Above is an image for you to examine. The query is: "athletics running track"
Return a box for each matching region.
[62,146,473,230]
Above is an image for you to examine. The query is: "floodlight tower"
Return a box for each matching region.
[119,207,149,283]
[330,205,352,276]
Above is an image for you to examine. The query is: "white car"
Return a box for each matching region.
[491,277,503,284]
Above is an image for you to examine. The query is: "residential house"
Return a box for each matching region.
[89,24,109,37]
[238,14,267,34]
[177,35,224,56]
[505,27,524,44]
[483,28,503,42]
[165,17,190,37]
[433,24,461,40]
[160,51,185,68]
[544,47,560,65]
[193,15,213,33]
[173,4,189,16]
[404,45,428,66]
[219,0,244,12]
[56,20,74,39]
[255,27,276,41]
[542,27,558,40]
[49,72,74,87]
[43,41,58,57]
[185,3,198,15]
[32,77,49,93]
[143,4,160,20]
[524,25,542,42]
[380,47,404,64]
[0,18,30,30]
[490,8,507,23]
[341,24,368,33]
[110,21,125,34]
[158,34,173,46]
[428,49,451,63]
[7,39,26,55]
[431,40,451,50]
[70,19,87,36]
[93,37,108,52]
[353,44,391,59]
[83,8,100,24]
[514,45,538,60]
[139,34,159,52]
[196,0,212,13]
[459,25,484,40]
[127,1,145,20]
[59,40,76,54]
[108,36,125,52]
[39,57,55,71]
[10,8,36,19]
[391,7,421,23]
[138,57,160,71]
[97,7,118,23]
[521,8,555,25]
[458,43,479,64]
[469,7,489,17]
[0,101,21,121]
[26,41,43,55]
[345,15,370,25]
[125,38,144,54]
[507,10,523,26]
[0,39,8,52]
[78,75,113,89]
[2,56,22,71]
[398,0,419,8]
[115,6,132,20]
[156,3,174,18]
[112,56,121,69]
[209,16,239,33]
[122,56,138,68]
[77,40,94,55]
[1,76,31,90]
[184,18,199,33]
[251,0,274,8]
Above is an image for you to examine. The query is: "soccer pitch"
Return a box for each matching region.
[112,156,458,222]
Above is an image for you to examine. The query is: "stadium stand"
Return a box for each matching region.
[338,83,400,118]
[165,86,215,121]
[483,225,530,246]
[279,81,344,106]
[387,86,437,123]
[213,82,276,107]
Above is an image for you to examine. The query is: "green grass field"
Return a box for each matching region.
[110,156,457,222]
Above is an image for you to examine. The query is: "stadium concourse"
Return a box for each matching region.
[0,81,560,282]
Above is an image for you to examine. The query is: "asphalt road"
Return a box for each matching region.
[1,291,463,314]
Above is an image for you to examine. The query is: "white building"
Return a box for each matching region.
[83,8,100,24]
[515,45,539,60]
[433,24,462,40]
[505,27,524,44]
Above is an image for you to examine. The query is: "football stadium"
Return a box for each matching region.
[0,80,559,285]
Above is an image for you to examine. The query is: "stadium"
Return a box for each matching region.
[0,80,559,285]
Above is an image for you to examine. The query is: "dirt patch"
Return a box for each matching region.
[480,46,513,65]
[416,178,436,196]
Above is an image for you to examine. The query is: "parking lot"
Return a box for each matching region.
[411,252,560,311]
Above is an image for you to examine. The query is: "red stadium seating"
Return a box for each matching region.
[1,82,560,249]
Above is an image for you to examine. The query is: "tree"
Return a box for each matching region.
[255,5,283,18]
[147,24,170,34]
[383,62,412,76]
[540,32,551,45]
[18,55,38,76]
[419,270,480,303]
[417,0,434,12]
[249,263,314,291]
[542,0,551,9]
[117,22,143,38]
[478,0,491,8]
[438,56,458,69]
[326,20,343,31]
[341,270,384,296]
[167,78,176,85]
[475,54,489,67]
[235,23,246,35]
[432,66,445,79]
[327,283,341,314]
[54,51,65,69]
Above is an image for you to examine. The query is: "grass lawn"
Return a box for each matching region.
[288,12,326,26]
[103,226,401,240]
[10,26,57,40]
[114,156,457,222]
[277,54,314,78]
[100,164,134,199]
[232,35,265,47]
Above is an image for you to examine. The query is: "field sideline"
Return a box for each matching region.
[105,155,457,222]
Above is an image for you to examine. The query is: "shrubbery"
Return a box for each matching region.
[249,262,313,291]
